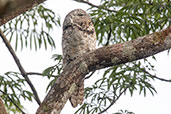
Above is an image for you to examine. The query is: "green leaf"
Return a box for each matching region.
[2,4,60,51]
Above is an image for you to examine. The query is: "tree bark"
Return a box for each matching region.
[0,0,46,26]
[0,97,7,114]
[36,26,171,114]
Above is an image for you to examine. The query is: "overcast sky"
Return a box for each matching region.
[0,0,171,114]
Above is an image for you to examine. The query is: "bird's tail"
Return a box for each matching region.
[69,79,84,107]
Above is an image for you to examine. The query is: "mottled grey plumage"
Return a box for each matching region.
[62,9,96,107]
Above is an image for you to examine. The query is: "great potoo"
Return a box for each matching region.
[62,9,96,107]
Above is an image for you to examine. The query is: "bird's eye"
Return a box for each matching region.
[77,13,84,16]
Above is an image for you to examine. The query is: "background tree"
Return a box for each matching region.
[0,0,170,114]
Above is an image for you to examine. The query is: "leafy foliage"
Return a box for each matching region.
[2,4,60,51]
[42,54,63,92]
[0,0,170,113]
[73,0,170,113]
[75,61,157,114]
[89,0,170,46]
[0,3,61,113]
[0,72,33,114]
[113,110,135,114]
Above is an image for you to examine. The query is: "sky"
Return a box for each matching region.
[0,0,171,114]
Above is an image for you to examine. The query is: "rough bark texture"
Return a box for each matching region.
[0,0,46,26]
[36,26,171,114]
[0,97,7,114]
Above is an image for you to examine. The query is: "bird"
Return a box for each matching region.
[62,9,96,107]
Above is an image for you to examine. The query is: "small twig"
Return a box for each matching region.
[27,72,57,78]
[85,71,95,79]
[140,67,171,82]
[0,90,26,114]
[73,0,117,12]
[105,26,112,46]
[98,62,171,113]
[98,85,129,114]
[134,64,171,83]
[26,72,44,76]
[0,29,41,105]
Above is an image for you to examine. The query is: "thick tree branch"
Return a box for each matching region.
[0,0,46,26]
[0,29,41,105]
[36,26,171,114]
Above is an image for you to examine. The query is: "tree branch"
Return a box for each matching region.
[149,73,171,82]
[138,65,171,82]
[73,0,117,12]
[36,26,171,114]
[85,71,95,79]
[0,0,46,26]
[0,96,7,114]
[0,29,41,105]
[26,72,57,78]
